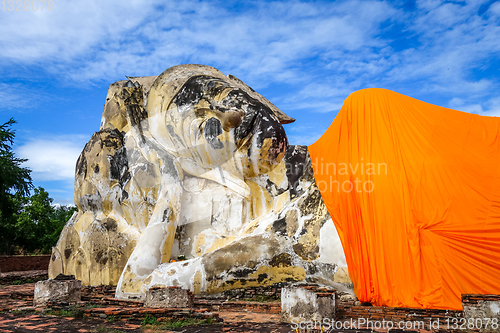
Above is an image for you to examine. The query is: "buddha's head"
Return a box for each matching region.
[147,64,294,178]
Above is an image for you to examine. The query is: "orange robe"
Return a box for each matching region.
[308,88,500,310]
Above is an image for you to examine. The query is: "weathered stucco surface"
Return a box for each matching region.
[33,278,81,306]
[144,287,194,308]
[49,64,353,300]
[463,300,500,332]
[281,286,336,324]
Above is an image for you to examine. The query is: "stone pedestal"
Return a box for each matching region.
[462,294,500,332]
[33,277,81,306]
[281,286,336,324]
[144,286,194,308]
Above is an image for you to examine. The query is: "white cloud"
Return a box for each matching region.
[16,136,86,181]
[482,97,500,117]
[448,96,500,117]
[287,132,324,146]
[490,2,500,17]
[0,83,35,109]
[0,0,162,62]
[2,1,500,128]
[280,81,352,113]
[3,0,498,112]
[0,0,399,87]
[449,97,484,113]
[379,1,500,96]
[286,124,329,146]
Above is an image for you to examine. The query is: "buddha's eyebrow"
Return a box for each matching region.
[205,79,229,91]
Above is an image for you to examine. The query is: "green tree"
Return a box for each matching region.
[0,118,32,254]
[15,187,77,253]
[50,204,77,249]
[0,118,75,254]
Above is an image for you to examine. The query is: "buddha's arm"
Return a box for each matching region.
[115,178,182,300]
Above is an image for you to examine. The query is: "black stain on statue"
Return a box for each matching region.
[109,147,130,186]
[102,218,118,233]
[95,250,108,265]
[204,117,224,149]
[257,273,268,283]
[271,216,287,236]
[284,145,313,199]
[269,253,292,267]
[173,76,208,107]
[64,248,72,260]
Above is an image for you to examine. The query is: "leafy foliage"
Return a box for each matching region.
[0,118,32,196]
[0,118,76,254]
[15,187,77,254]
[0,118,33,254]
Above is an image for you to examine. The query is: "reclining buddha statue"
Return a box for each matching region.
[49,64,351,300]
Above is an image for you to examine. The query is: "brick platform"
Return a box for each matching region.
[462,294,500,305]
[81,305,220,321]
[2,280,500,332]
[145,286,195,308]
[0,283,34,311]
[216,283,285,300]
[0,256,50,273]
[220,301,281,314]
[0,270,47,285]
[50,286,222,324]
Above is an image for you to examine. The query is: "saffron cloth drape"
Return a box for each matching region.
[308,88,500,310]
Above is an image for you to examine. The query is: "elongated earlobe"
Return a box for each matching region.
[220,110,244,132]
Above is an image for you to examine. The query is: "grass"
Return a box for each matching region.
[9,277,45,285]
[141,314,158,326]
[11,309,38,316]
[46,308,84,319]
[161,317,215,330]
[141,314,216,330]
[106,315,119,322]
[45,303,99,319]
[7,304,217,332]
[92,327,128,333]
[8,303,100,319]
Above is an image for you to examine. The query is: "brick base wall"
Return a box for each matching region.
[463,294,500,305]
[0,255,51,272]
[215,282,288,300]
[337,303,462,323]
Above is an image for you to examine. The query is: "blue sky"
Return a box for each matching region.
[1,0,500,204]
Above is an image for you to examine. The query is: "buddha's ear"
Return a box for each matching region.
[203,107,243,132]
[220,110,244,132]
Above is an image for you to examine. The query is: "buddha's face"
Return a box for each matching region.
[170,75,289,178]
